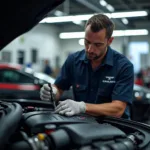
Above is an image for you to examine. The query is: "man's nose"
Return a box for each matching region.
[87,44,94,53]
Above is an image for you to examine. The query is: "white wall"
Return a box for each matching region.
[1,24,61,71]
[129,35,150,69]
[111,37,125,53]
[59,39,84,64]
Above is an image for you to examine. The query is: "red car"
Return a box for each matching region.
[0,63,73,100]
[0,63,55,100]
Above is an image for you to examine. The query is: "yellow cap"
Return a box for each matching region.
[37,133,45,141]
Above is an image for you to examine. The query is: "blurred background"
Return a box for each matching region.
[0,0,150,123]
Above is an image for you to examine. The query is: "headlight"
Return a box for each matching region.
[146,93,150,99]
[135,92,140,97]
[134,92,143,100]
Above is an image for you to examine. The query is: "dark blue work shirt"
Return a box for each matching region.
[55,47,134,119]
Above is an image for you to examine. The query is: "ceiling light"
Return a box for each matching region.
[106,4,115,12]
[111,11,147,18]
[121,18,129,24]
[59,32,85,39]
[40,14,94,23]
[79,39,84,46]
[72,20,83,25]
[54,10,64,16]
[99,0,107,6]
[59,29,148,39]
[40,11,148,23]
[113,29,148,36]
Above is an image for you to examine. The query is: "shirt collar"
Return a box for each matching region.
[79,50,88,63]
[102,46,114,66]
[79,47,114,66]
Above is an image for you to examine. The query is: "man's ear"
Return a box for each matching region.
[108,37,114,45]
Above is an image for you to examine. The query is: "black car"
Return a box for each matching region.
[132,84,150,123]
[133,84,150,101]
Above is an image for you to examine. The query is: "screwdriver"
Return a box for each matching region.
[48,83,56,109]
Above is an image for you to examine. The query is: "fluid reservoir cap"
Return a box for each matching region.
[38,133,45,141]
[45,124,57,134]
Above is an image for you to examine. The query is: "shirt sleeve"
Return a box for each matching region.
[54,54,73,91]
[112,63,134,104]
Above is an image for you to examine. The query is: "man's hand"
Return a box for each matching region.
[40,84,58,101]
[55,99,86,116]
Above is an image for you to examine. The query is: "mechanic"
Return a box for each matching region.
[40,13,134,119]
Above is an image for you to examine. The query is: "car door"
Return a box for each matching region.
[0,69,41,100]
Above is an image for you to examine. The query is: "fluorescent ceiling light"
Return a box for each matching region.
[113,29,148,36]
[40,14,94,23]
[60,32,85,39]
[54,10,64,16]
[72,20,83,25]
[106,4,115,12]
[100,0,115,12]
[121,18,129,24]
[59,29,148,39]
[40,11,148,23]
[111,11,147,18]
[79,39,84,46]
[99,0,107,6]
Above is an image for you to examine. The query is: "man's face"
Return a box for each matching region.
[84,25,113,61]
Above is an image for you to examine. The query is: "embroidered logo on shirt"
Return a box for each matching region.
[102,76,116,83]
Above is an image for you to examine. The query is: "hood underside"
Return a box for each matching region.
[0,0,65,50]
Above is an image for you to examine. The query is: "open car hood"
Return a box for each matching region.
[0,0,65,50]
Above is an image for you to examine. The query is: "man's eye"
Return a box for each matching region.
[95,44,102,47]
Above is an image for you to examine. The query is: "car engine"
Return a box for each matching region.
[0,99,150,150]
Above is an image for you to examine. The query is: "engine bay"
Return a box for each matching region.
[0,99,150,150]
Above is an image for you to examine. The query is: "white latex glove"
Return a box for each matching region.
[40,84,58,101]
[55,99,86,116]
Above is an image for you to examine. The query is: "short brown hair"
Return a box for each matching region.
[85,14,115,39]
